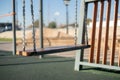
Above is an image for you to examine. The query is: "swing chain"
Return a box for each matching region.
[74,0,88,45]
[74,0,78,45]
[22,0,26,51]
[31,0,36,51]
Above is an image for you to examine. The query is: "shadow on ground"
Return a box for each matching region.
[0,50,12,56]
[82,67,120,74]
[0,50,120,80]
[0,58,74,67]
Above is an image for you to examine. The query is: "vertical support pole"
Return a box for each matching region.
[39,0,44,58]
[102,0,111,64]
[74,0,88,71]
[39,0,43,48]
[95,0,104,64]
[110,0,119,66]
[66,5,69,34]
[12,0,16,55]
[89,2,98,63]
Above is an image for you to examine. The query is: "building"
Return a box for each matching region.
[88,19,120,28]
[0,23,21,33]
[0,23,12,32]
[88,15,120,27]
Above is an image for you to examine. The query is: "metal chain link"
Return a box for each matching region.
[31,0,36,51]
[74,0,78,45]
[22,0,26,51]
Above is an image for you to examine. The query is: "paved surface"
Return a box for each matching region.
[0,51,120,80]
[0,44,120,80]
[0,42,13,51]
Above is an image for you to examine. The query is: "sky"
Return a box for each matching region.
[0,0,120,27]
[0,0,81,26]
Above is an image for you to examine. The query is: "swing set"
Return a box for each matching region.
[11,0,120,71]
[16,0,90,56]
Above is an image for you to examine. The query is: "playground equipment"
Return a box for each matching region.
[11,0,120,71]
[16,0,90,56]
[74,0,120,71]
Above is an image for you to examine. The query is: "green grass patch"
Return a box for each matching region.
[0,38,12,42]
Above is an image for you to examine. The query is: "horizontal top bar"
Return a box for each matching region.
[85,0,100,2]
[85,0,106,3]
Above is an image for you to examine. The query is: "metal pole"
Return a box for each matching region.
[74,0,88,71]
[22,0,26,51]
[89,2,98,63]
[66,5,69,34]
[12,0,16,55]
[39,0,43,48]
[39,0,44,58]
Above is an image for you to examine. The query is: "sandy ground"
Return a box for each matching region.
[0,28,76,39]
[0,42,119,63]
[0,28,78,58]
[0,27,120,39]
[0,27,120,59]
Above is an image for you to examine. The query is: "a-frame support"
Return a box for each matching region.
[75,0,120,71]
[74,0,88,71]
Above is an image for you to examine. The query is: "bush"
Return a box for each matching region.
[48,21,57,28]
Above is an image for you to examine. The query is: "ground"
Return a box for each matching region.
[0,50,120,80]
[0,28,120,80]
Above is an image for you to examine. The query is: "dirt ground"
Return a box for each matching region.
[0,27,120,60]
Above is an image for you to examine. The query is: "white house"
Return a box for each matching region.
[88,19,120,28]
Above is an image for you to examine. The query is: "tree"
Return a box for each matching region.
[28,19,45,28]
[48,21,57,28]
[34,19,39,27]
[86,18,92,25]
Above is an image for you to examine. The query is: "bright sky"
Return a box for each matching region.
[0,0,120,27]
[0,0,81,26]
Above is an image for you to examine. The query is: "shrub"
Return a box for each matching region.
[48,21,57,28]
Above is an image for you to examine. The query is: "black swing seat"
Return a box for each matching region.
[17,44,90,56]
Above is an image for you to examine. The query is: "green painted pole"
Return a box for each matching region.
[12,0,16,55]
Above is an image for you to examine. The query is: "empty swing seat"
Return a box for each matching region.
[17,44,90,56]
